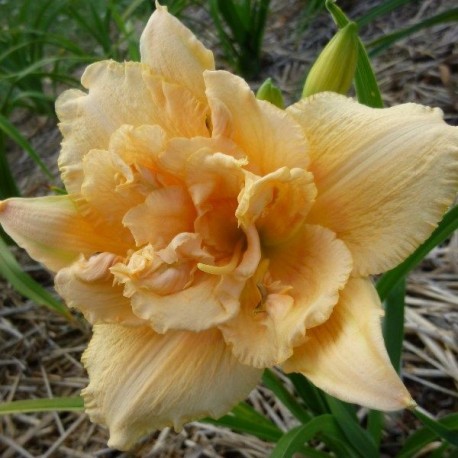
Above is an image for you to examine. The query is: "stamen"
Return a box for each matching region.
[197,240,243,275]
[254,283,268,314]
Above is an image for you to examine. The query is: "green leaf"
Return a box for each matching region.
[203,399,283,442]
[0,113,53,180]
[353,40,383,108]
[399,413,458,457]
[356,0,415,28]
[233,401,280,431]
[368,8,458,56]
[209,0,270,78]
[262,370,311,423]
[382,277,406,372]
[413,409,458,447]
[204,413,282,442]
[366,410,384,448]
[325,395,378,458]
[0,133,20,199]
[270,414,354,458]
[0,396,84,415]
[377,205,458,301]
[0,235,71,319]
[287,373,329,415]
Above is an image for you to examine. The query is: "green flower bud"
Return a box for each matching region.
[302,22,358,98]
[256,78,285,109]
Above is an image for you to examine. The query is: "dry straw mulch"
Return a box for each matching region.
[1,0,457,456]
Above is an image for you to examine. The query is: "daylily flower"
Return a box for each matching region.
[1,5,457,451]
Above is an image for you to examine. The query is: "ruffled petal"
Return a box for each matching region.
[111,227,260,333]
[283,277,415,411]
[288,92,458,275]
[142,73,209,138]
[159,136,246,208]
[204,70,309,174]
[158,137,247,252]
[123,186,196,249]
[57,61,208,194]
[220,225,352,368]
[108,124,166,169]
[82,325,261,450]
[0,196,129,271]
[79,149,145,244]
[55,253,142,325]
[236,167,317,245]
[140,3,214,102]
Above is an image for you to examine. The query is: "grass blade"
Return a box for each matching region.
[262,370,311,423]
[382,277,406,372]
[233,401,281,431]
[0,132,21,199]
[203,412,282,442]
[369,8,458,56]
[287,373,329,415]
[398,413,458,457]
[366,410,384,448]
[357,0,415,28]
[413,408,458,447]
[203,399,283,442]
[325,395,378,458]
[0,397,84,415]
[0,235,71,319]
[270,414,355,458]
[353,40,383,108]
[0,113,53,180]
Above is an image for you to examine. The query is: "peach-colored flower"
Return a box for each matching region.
[1,5,458,451]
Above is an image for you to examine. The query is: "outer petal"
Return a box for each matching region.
[288,93,458,275]
[55,253,142,326]
[140,4,214,102]
[283,277,414,411]
[82,325,261,450]
[204,70,309,174]
[0,196,129,272]
[57,61,207,194]
[220,225,353,368]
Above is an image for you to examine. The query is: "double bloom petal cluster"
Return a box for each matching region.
[1,6,457,451]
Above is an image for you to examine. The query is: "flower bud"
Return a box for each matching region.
[302,22,358,98]
[256,78,285,108]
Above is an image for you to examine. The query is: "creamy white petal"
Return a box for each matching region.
[283,277,415,411]
[0,196,129,271]
[288,92,458,275]
[140,4,214,102]
[82,325,261,450]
